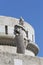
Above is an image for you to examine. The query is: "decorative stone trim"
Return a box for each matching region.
[26,41,39,55]
[0,37,16,46]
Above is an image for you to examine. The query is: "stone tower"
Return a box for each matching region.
[0,16,43,65]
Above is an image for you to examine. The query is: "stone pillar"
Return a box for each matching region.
[15,25,25,54]
[15,34,25,54]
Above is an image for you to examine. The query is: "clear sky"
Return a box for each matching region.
[0,0,43,57]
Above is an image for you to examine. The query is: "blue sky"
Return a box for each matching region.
[0,0,43,57]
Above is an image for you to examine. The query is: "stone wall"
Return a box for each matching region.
[0,52,43,65]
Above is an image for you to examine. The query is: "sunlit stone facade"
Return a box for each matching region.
[0,16,42,65]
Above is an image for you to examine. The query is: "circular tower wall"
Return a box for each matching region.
[0,16,39,56]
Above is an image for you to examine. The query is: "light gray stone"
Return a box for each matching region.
[0,52,43,65]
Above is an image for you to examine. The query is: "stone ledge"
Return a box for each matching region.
[26,41,39,55]
[0,52,43,65]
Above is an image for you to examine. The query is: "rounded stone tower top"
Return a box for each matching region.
[0,16,39,56]
[0,16,35,41]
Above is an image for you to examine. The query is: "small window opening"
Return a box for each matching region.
[5,25,8,34]
[26,31,28,38]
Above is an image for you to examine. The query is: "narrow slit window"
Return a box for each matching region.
[26,31,28,38]
[5,25,8,34]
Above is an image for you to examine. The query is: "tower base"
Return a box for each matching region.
[0,52,43,65]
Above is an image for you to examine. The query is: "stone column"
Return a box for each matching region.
[15,29,25,54]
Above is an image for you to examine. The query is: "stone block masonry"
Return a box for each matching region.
[0,52,43,65]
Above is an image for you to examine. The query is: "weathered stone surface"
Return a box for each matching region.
[0,16,41,65]
[0,16,39,56]
[0,52,43,65]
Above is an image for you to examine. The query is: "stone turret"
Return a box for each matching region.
[0,16,39,56]
[0,16,43,65]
